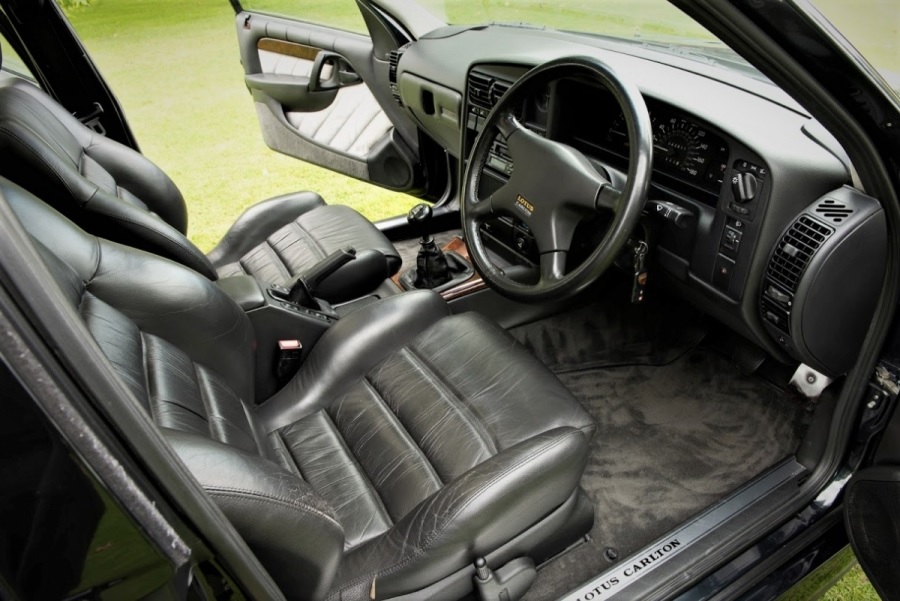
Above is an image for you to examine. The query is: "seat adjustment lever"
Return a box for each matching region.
[473,557,537,601]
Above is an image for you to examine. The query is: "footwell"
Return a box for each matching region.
[523,348,811,599]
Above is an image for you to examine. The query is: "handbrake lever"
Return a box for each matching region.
[281,246,357,308]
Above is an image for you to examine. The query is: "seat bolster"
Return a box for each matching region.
[257,290,450,432]
[83,137,188,234]
[329,427,589,600]
[206,191,326,267]
[166,431,344,601]
[86,190,217,279]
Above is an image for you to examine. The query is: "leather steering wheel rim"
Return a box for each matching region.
[461,56,653,303]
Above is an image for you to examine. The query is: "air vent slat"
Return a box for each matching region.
[467,70,494,110]
[813,198,854,224]
[765,215,833,293]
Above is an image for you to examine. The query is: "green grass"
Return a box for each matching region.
[65,0,416,251]
[61,1,883,599]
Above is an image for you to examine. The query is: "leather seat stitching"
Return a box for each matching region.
[402,346,499,456]
[207,487,344,534]
[139,332,158,423]
[3,90,82,164]
[87,204,214,275]
[270,430,305,479]
[317,409,395,526]
[0,126,78,198]
[291,218,327,259]
[361,377,444,488]
[191,360,219,441]
[260,237,295,280]
[330,429,577,596]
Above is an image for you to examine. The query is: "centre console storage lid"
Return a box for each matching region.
[217,274,265,311]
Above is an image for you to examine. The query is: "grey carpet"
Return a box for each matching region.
[524,348,811,600]
[510,288,707,373]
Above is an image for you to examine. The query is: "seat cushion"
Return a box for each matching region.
[210,195,402,300]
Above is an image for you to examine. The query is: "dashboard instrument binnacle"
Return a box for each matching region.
[554,80,729,202]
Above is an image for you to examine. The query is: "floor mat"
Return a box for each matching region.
[524,348,811,599]
[510,284,707,372]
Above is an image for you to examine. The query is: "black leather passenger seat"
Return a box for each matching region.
[0,73,401,301]
[4,178,595,600]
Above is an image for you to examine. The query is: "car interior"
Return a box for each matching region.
[0,0,893,600]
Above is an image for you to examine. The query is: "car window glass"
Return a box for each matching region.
[811,0,899,93]
[0,35,35,80]
[239,0,368,34]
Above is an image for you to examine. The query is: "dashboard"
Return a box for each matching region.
[391,25,885,376]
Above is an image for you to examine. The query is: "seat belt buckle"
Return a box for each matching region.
[276,339,303,385]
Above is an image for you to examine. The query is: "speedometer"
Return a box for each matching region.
[654,117,709,178]
[600,100,729,196]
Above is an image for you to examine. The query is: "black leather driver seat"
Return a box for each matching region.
[6,178,595,600]
[0,76,401,302]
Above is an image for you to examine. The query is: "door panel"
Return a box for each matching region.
[844,467,900,601]
[235,12,422,192]
[256,44,393,157]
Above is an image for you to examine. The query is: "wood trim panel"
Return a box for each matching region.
[257,38,320,61]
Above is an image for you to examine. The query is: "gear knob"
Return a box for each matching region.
[407,203,433,240]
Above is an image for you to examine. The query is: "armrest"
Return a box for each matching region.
[216,275,265,311]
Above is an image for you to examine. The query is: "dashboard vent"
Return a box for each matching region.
[467,70,494,110]
[814,197,854,224]
[766,216,833,292]
[387,45,408,108]
[490,80,511,106]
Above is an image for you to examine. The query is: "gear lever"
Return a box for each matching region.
[408,204,450,289]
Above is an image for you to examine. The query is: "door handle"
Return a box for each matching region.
[309,51,362,92]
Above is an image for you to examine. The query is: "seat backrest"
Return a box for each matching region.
[0,77,217,279]
[4,179,343,599]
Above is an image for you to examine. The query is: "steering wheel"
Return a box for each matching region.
[462,56,653,302]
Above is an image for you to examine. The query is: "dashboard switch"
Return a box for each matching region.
[713,254,735,290]
[648,200,692,228]
[731,171,759,203]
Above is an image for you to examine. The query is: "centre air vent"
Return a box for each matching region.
[766,216,833,293]
[490,80,511,106]
[814,197,854,224]
[467,70,494,110]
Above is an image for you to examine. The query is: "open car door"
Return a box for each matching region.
[844,402,900,601]
[230,0,441,197]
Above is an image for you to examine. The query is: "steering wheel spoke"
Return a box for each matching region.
[469,197,494,220]
[496,110,526,141]
[596,183,622,213]
[488,180,520,216]
[539,251,567,284]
